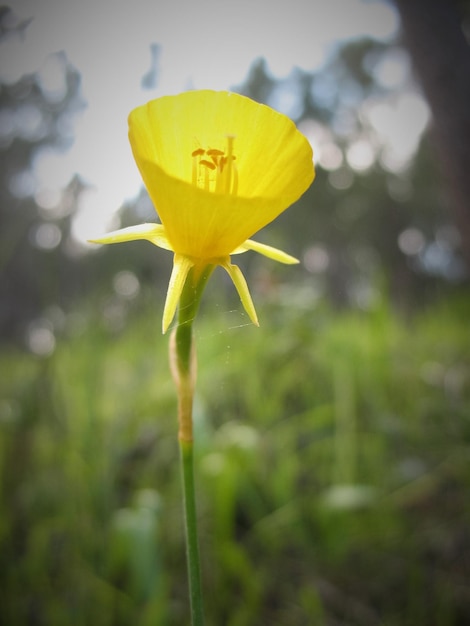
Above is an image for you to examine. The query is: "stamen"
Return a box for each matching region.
[199,159,216,170]
[231,162,238,195]
[192,149,205,185]
[190,137,238,194]
[225,135,235,194]
[215,158,224,193]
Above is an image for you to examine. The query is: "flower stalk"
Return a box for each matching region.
[169,266,212,625]
[179,439,204,626]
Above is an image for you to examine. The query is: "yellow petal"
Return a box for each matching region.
[128,91,314,259]
[162,254,194,334]
[231,238,299,264]
[219,260,259,327]
[89,223,174,251]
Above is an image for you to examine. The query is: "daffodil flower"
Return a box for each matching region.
[90,90,315,332]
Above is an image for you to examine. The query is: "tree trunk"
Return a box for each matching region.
[393,0,470,266]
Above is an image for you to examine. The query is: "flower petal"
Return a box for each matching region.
[231,239,299,264]
[220,260,259,327]
[128,91,315,259]
[163,254,194,334]
[89,223,174,251]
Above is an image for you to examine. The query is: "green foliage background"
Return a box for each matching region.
[2,297,470,625]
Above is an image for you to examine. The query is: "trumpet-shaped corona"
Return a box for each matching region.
[90,90,315,332]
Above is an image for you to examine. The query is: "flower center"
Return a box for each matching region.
[191,135,238,195]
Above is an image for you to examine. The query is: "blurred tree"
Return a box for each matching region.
[393,0,470,265]
[0,8,164,345]
[0,7,88,341]
[236,38,461,309]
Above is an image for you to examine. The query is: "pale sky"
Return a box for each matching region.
[2,0,399,242]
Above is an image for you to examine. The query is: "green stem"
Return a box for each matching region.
[179,438,204,626]
[171,263,213,625]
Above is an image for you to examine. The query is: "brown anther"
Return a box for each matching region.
[199,159,216,170]
[206,148,224,156]
[191,148,205,157]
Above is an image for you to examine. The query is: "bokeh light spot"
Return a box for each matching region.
[346,139,376,171]
[113,270,140,299]
[27,319,56,356]
[303,245,330,273]
[31,222,62,250]
[398,228,425,256]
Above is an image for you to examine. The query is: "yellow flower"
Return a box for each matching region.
[90,90,315,333]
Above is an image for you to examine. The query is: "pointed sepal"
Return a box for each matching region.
[232,238,299,264]
[220,260,259,327]
[89,223,174,251]
[163,254,195,333]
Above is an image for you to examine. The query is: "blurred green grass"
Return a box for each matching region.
[1,293,470,625]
